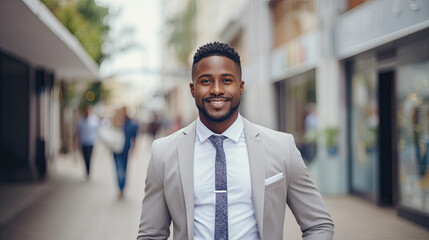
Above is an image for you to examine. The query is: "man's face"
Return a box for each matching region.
[190,56,244,125]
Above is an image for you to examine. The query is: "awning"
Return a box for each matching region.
[0,0,99,80]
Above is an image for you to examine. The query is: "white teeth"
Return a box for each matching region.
[211,101,225,104]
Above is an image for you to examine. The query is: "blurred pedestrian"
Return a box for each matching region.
[98,111,125,154]
[137,42,334,239]
[147,113,161,139]
[168,115,182,134]
[75,106,100,179]
[113,107,138,198]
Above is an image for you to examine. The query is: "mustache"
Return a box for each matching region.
[203,96,231,102]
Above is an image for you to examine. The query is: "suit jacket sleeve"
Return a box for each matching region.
[286,135,334,240]
[137,141,171,240]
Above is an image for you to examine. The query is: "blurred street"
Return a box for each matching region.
[0,134,427,240]
[0,134,152,240]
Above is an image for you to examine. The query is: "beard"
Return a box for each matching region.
[196,98,240,123]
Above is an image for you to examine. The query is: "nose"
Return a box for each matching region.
[209,80,224,96]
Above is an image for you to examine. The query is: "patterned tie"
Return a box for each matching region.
[208,135,228,240]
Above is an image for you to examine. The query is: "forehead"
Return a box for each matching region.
[193,56,240,77]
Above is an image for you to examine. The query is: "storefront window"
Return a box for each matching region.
[397,60,429,214]
[285,70,317,165]
[351,67,378,198]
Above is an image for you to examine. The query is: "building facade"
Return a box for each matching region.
[0,0,99,181]
[335,0,429,228]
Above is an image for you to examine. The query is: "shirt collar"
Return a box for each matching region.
[196,114,243,143]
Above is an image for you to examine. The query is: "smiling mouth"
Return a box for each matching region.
[205,98,230,108]
[208,100,227,104]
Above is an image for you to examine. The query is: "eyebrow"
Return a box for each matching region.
[221,73,235,77]
[197,74,212,79]
[197,73,235,79]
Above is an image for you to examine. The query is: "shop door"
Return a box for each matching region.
[0,53,30,179]
[378,70,396,206]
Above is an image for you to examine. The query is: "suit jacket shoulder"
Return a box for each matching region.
[153,121,195,147]
[150,121,196,180]
[242,117,292,139]
[242,117,296,162]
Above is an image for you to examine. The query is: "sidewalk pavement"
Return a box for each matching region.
[0,134,428,240]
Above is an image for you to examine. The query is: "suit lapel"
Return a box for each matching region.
[178,122,196,240]
[243,118,265,238]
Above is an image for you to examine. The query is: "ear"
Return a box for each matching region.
[239,80,245,96]
[189,82,195,98]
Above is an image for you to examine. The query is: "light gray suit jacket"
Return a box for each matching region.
[137,118,334,240]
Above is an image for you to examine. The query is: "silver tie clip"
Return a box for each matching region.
[214,190,227,193]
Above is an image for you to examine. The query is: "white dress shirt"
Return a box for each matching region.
[194,114,260,240]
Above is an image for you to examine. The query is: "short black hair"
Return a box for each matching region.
[192,42,241,79]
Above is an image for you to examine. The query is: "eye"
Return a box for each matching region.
[200,79,211,85]
[223,78,233,84]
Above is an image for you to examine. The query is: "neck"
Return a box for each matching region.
[200,112,239,134]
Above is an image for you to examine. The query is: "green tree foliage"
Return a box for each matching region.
[42,0,109,65]
[166,0,196,66]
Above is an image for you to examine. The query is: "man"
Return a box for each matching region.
[138,42,334,239]
[75,106,100,179]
